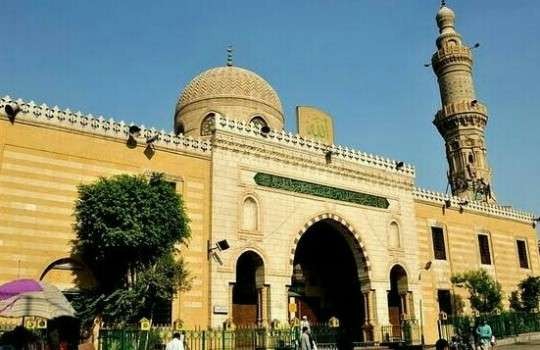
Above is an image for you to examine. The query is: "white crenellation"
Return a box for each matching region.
[414,187,535,223]
[215,115,415,177]
[0,96,211,155]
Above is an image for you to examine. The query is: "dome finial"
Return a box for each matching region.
[226,46,233,67]
[441,0,446,7]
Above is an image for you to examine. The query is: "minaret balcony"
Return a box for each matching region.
[431,47,473,72]
[435,100,488,120]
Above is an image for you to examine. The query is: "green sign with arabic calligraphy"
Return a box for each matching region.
[254,173,389,209]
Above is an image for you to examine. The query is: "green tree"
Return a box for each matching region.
[451,269,503,313]
[72,173,190,327]
[509,276,540,312]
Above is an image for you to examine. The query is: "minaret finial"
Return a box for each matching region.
[226,46,233,67]
[441,0,446,7]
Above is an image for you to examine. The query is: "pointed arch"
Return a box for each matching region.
[289,212,372,284]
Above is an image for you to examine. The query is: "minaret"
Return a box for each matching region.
[431,2,495,202]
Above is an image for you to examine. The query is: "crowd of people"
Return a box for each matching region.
[436,319,496,350]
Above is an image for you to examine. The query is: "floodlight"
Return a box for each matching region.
[325,150,333,164]
[5,103,20,119]
[129,125,141,135]
[216,239,230,251]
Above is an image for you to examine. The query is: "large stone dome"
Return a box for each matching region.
[175,66,284,136]
[176,66,283,116]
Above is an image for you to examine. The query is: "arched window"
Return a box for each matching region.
[242,197,258,232]
[389,221,400,248]
[201,113,216,136]
[249,116,268,130]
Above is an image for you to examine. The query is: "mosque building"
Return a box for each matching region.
[0,2,537,345]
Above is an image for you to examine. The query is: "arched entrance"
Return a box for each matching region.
[291,218,367,344]
[232,251,265,326]
[387,264,410,338]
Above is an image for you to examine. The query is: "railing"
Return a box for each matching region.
[99,326,300,350]
[439,312,540,341]
[380,320,421,345]
[98,322,346,350]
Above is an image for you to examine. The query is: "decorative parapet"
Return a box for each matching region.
[214,115,415,177]
[0,96,211,155]
[413,187,536,223]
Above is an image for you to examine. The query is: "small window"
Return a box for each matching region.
[517,240,529,269]
[478,234,491,265]
[249,116,268,130]
[201,113,216,136]
[432,227,447,260]
[468,154,474,163]
[437,290,453,316]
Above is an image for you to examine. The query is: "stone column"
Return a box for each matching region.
[407,292,415,320]
[361,290,376,341]
[369,281,390,343]
[400,293,408,318]
[228,282,235,324]
[261,285,270,326]
[257,288,263,326]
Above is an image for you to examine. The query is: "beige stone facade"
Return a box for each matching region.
[0,101,212,327]
[0,2,538,347]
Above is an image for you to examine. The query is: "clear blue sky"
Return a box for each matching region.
[2,1,539,219]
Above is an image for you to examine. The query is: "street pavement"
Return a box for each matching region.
[497,341,540,350]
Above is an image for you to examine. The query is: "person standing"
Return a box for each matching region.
[300,327,312,350]
[300,316,311,333]
[166,332,187,350]
[475,320,493,350]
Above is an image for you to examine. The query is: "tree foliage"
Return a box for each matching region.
[509,276,540,312]
[72,173,190,327]
[451,269,503,313]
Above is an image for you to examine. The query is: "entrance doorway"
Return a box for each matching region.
[232,251,264,326]
[387,264,409,338]
[291,219,365,343]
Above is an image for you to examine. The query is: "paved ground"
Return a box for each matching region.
[497,341,540,350]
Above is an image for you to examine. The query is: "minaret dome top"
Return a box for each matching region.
[436,5,456,35]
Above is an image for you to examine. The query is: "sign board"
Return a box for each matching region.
[288,303,297,313]
[296,106,334,145]
[36,318,47,329]
[213,305,228,314]
[24,319,36,329]
[139,317,151,331]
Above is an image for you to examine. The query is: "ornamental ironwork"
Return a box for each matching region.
[253,173,389,209]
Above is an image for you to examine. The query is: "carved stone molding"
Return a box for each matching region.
[0,96,211,156]
[414,188,535,223]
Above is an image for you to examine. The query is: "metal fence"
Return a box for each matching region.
[439,312,540,341]
[99,327,300,350]
[98,323,343,350]
[380,320,421,345]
